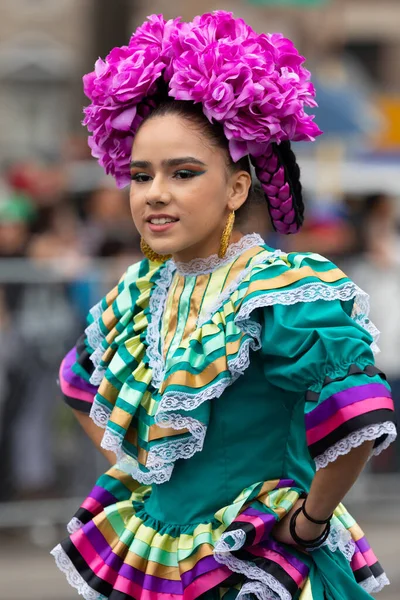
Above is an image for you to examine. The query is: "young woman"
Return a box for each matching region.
[52,12,397,600]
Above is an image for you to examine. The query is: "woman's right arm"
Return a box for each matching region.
[72,409,116,465]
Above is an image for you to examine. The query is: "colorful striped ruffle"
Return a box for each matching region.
[305,366,396,470]
[52,471,389,599]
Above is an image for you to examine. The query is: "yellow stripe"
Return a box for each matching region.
[182,274,211,345]
[299,577,313,600]
[102,305,119,331]
[160,335,245,392]
[163,275,185,358]
[246,266,345,293]
[105,284,120,306]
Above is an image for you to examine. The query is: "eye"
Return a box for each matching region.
[131,172,152,183]
[174,169,201,180]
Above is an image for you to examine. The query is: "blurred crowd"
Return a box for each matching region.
[0,141,399,504]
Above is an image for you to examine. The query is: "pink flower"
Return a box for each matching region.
[82,11,322,186]
[169,12,321,161]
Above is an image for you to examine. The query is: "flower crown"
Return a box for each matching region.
[83,11,322,233]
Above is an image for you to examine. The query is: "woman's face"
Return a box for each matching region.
[129,114,250,262]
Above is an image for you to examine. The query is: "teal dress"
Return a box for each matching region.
[52,234,397,600]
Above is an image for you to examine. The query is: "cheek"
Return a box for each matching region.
[129,188,143,231]
[181,176,227,217]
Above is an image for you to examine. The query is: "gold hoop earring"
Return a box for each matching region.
[140,238,171,263]
[218,210,235,259]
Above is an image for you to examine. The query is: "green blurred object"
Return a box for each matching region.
[248,0,328,5]
[0,194,36,223]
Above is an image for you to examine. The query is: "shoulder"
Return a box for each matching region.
[246,248,349,289]
[236,247,359,316]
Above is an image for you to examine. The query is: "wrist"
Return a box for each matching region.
[295,511,326,541]
[303,498,333,523]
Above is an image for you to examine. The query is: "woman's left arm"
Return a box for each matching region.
[274,441,374,545]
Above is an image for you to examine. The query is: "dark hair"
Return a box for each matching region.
[138,97,303,230]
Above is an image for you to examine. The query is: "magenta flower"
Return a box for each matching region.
[82,11,321,186]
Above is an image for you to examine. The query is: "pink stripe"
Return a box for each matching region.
[74,529,230,600]
[81,497,103,515]
[183,567,231,600]
[113,575,181,600]
[74,530,118,585]
[249,546,305,587]
[60,371,95,403]
[307,397,393,444]
[235,513,266,545]
[362,548,378,568]
[351,551,367,571]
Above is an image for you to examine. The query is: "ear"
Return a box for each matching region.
[227,170,252,211]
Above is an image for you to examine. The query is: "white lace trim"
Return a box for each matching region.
[172,233,265,276]
[214,550,291,600]
[89,346,107,385]
[67,517,84,535]
[310,522,356,560]
[146,260,176,388]
[234,280,380,353]
[155,411,207,438]
[90,396,207,484]
[214,529,247,553]
[238,580,283,600]
[51,544,107,600]
[315,421,397,470]
[351,294,380,354]
[85,301,105,358]
[157,375,231,413]
[89,300,104,323]
[90,401,112,430]
[198,249,283,327]
[116,452,173,484]
[360,573,390,594]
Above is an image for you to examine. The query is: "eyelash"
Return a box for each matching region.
[130,169,202,183]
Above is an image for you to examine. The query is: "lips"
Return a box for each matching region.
[146,214,179,225]
[146,214,179,234]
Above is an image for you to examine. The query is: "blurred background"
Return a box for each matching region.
[0,1,399,598]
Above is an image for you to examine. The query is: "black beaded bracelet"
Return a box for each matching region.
[289,506,331,550]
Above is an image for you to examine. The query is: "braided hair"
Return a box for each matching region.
[251,142,303,234]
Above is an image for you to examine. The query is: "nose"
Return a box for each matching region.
[145,175,172,206]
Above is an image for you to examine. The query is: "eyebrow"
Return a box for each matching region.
[130,157,207,169]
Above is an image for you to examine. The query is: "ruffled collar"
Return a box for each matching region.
[172,233,265,276]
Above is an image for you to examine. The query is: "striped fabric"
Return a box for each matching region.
[52,475,309,600]
[52,469,387,600]
[305,369,395,464]
[58,242,391,486]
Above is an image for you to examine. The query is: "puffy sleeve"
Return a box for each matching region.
[260,297,397,469]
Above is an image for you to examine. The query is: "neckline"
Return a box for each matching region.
[171,233,265,276]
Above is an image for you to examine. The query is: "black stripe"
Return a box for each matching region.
[76,333,87,355]
[309,410,396,458]
[62,538,118,597]
[353,561,384,584]
[224,521,257,547]
[63,394,92,413]
[306,365,386,402]
[236,548,300,597]
[75,333,96,375]
[73,507,95,524]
